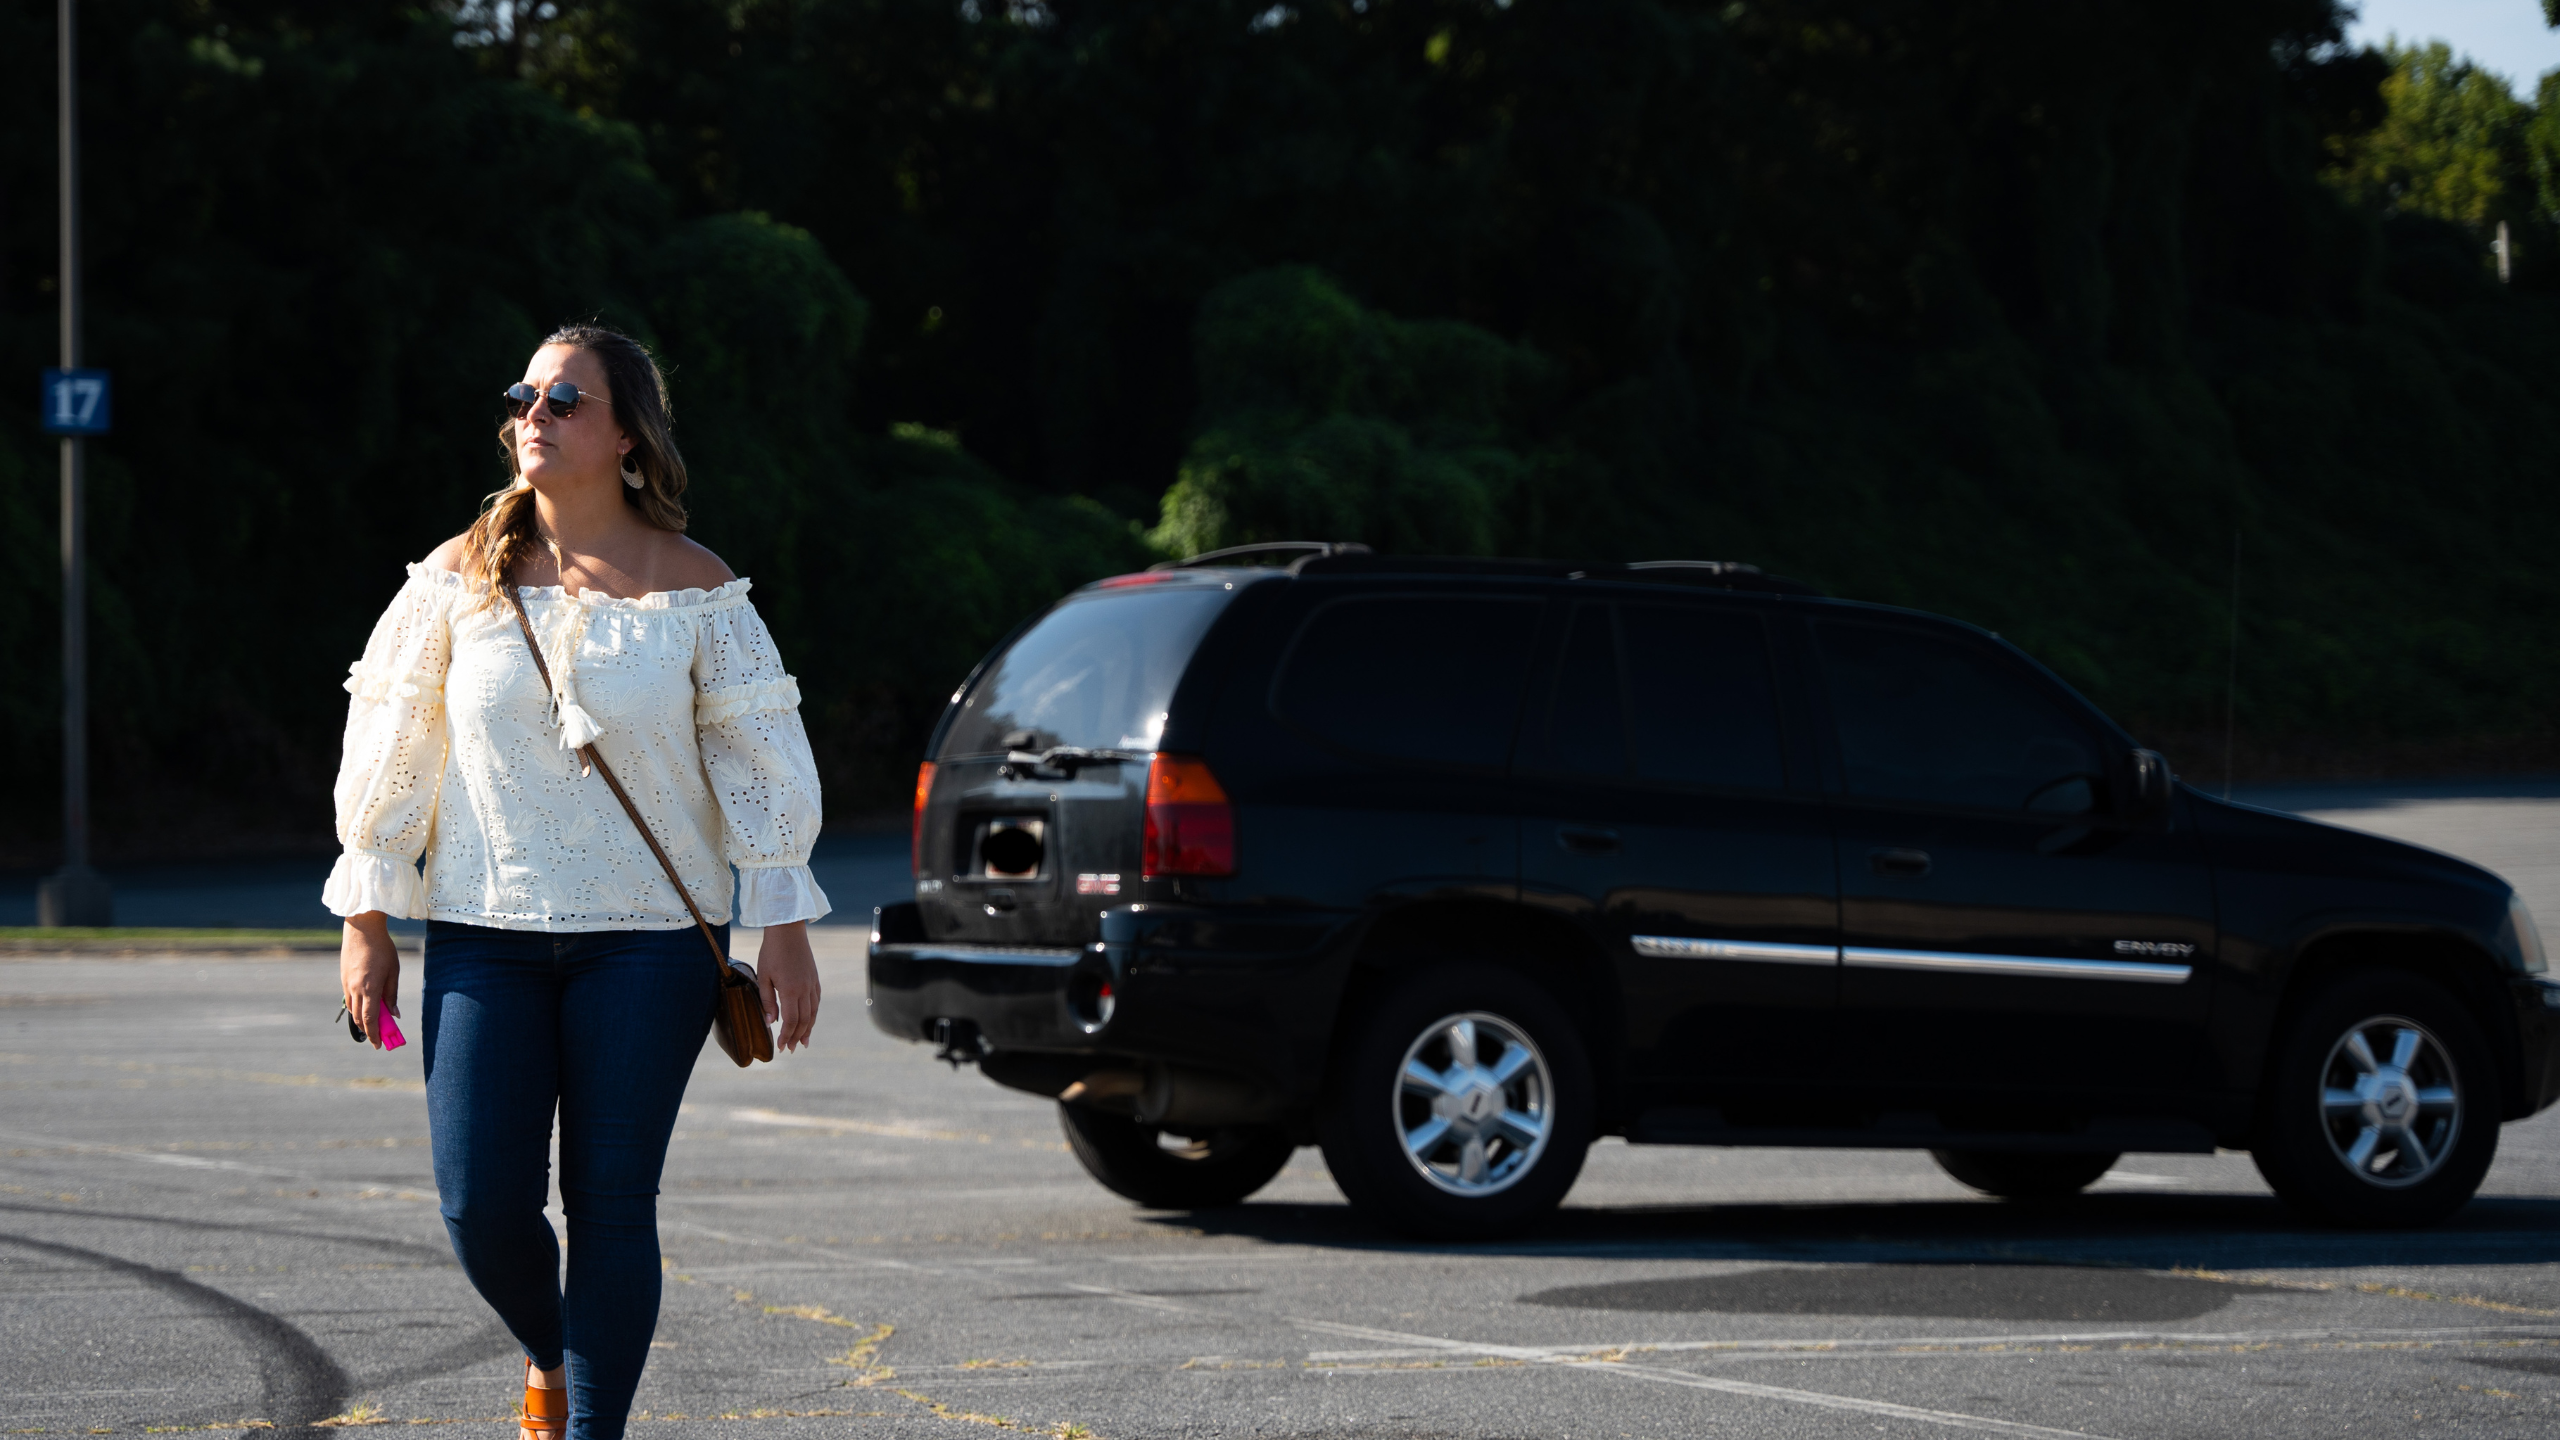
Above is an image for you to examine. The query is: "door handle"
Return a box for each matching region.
[1869,846,1931,878]
[1557,825,1622,856]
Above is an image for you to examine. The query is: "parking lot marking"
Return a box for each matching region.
[1572,1360,2117,1436]
[1302,1320,2560,1362]
[1057,1282,1208,1316]
[1294,1317,2116,1437]
[0,1125,318,1183]
[728,1106,995,1144]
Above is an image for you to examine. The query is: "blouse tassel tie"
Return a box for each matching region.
[541,591,607,761]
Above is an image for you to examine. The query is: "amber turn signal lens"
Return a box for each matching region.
[911,761,937,877]
[1142,754,1236,878]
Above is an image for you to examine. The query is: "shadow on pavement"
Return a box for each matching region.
[1518,1263,2243,1321]
[1152,1192,2560,1274]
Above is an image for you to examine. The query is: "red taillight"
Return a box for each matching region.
[911,761,937,877]
[1142,754,1236,878]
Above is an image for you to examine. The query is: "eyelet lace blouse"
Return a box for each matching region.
[323,563,831,931]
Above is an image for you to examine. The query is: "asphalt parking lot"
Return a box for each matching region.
[6,783,2560,1439]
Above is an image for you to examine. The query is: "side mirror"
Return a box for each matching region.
[2025,774,2098,816]
[2126,748,2175,829]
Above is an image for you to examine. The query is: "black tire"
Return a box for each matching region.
[2250,968,2501,1228]
[1057,1105,1295,1209]
[1317,963,1595,1240]
[1931,1149,2120,1199]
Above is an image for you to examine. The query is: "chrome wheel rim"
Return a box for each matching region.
[1394,1011,1552,1197]
[2320,1013,2462,1189]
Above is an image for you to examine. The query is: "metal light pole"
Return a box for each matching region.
[37,0,110,928]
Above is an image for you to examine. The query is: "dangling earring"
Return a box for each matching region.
[620,454,643,490]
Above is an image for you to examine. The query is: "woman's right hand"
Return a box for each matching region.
[340,913,402,1049]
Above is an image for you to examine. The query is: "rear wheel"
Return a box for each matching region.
[1931,1150,2120,1199]
[1318,964,1594,1240]
[1057,1105,1295,1209]
[2251,969,2499,1227]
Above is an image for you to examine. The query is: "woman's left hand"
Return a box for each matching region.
[754,921,821,1051]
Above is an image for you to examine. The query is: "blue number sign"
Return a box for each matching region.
[40,368,112,436]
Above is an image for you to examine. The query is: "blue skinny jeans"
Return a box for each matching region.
[421,920,719,1440]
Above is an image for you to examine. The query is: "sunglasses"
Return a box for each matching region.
[504,381,606,420]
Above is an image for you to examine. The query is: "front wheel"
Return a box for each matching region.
[1058,1105,1295,1209]
[1318,964,1594,1240]
[2250,969,2500,1228]
[1931,1150,2120,1199]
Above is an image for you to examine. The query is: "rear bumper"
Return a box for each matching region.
[866,936,1093,1050]
[867,901,1354,1113]
[867,895,1097,1049]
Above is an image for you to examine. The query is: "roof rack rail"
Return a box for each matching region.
[1570,559,1822,596]
[1148,541,1373,572]
[1624,560,1760,576]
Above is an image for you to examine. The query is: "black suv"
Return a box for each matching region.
[870,544,2560,1237]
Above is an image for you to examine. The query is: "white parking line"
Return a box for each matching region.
[1295,1317,2115,1438]
[1573,1359,2115,1437]
[1301,1319,2560,1362]
[1059,1281,1207,1316]
[0,1125,315,1182]
[725,1106,997,1144]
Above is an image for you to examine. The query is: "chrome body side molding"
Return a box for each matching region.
[1631,936,1840,966]
[1842,946,2193,984]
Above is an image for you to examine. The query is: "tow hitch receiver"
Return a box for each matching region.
[931,1017,991,1068]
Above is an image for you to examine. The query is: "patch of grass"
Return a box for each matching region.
[0,928,346,952]
[763,1303,873,1329]
[823,1322,896,1385]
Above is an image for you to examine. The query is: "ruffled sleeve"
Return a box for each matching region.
[322,565,456,919]
[694,587,831,927]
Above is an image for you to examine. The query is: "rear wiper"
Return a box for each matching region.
[1000,746,1150,779]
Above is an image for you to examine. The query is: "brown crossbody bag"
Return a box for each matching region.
[503,586,776,1067]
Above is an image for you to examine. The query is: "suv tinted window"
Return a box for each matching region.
[1274,596,1541,768]
[1530,602,1788,790]
[942,586,1236,757]
[1539,604,1626,777]
[1817,620,2098,812]
[1623,604,1787,790]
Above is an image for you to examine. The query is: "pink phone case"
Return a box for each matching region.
[377,1012,407,1050]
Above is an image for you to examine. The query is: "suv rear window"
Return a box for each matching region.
[1272,595,1541,768]
[941,586,1237,757]
[1535,602,1786,790]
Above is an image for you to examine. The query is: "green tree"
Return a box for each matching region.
[1155,268,1552,558]
[17,0,2560,857]
[2324,41,2530,227]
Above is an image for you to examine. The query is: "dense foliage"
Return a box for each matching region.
[3,0,2557,859]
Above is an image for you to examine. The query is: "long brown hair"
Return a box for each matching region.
[460,324,691,607]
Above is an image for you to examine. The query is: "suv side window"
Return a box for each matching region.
[1272,595,1542,769]
[1816,620,2099,813]
[1530,600,1788,791]
[1539,603,1626,777]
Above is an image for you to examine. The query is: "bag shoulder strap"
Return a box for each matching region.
[502,584,735,982]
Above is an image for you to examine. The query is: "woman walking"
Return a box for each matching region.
[328,324,828,1439]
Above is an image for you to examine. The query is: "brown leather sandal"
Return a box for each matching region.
[519,1360,566,1439]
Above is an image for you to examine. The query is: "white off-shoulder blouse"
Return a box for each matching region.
[323,563,831,932]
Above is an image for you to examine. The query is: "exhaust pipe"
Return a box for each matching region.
[1058,1069,1144,1105]
[1059,1065,1279,1127]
